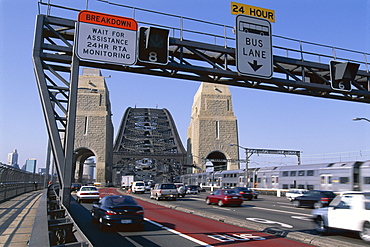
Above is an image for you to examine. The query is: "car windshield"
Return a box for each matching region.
[81,187,97,191]
[135,183,145,186]
[104,196,137,206]
[161,184,176,189]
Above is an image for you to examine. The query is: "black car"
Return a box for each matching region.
[91,195,144,230]
[292,190,336,208]
[231,187,254,200]
[70,183,82,191]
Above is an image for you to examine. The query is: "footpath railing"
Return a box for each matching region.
[0,163,45,202]
[29,184,92,247]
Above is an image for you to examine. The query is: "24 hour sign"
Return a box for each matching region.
[75,10,138,65]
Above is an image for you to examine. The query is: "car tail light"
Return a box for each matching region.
[239,192,244,194]
[320,197,330,202]
[105,210,118,215]
[135,210,144,215]
[80,193,88,195]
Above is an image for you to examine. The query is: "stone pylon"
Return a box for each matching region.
[187,82,239,172]
[74,68,113,185]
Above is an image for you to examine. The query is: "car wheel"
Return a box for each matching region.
[99,217,107,231]
[218,200,224,207]
[359,221,370,242]
[206,198,211,205]
[292,200,300,208]
[248,198,252,201]
[155,194,160,201]
[254,196,258,199]
[314,217,329,235]
[313,202,323,209]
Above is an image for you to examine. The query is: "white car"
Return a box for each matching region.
[285,189,307,201]
[131,181,146,194]
[311,191,370,242]
[76,186,100,203]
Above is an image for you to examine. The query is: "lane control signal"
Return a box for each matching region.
[138,26,169,65]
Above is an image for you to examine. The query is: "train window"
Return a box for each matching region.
[298,184,305,189]
[282,171,289,177]
[307,185,314,190]
[298,171,305,176]
[365,177,370,184]
[340,177,349,184]
[307,170,314,176]
[290,171,296,176]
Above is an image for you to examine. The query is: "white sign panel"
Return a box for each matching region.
[236,15,273,78]
[76,10,138,65]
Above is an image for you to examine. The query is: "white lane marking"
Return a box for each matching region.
[212,206,231,211]
[253,206,311,217]
[144,218,213,247]
[246,218,293,228]
[291,216,312,221]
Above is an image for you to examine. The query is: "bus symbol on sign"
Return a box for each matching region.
[236,15,273,79]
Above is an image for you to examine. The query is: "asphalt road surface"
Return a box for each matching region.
[70,188,315,247]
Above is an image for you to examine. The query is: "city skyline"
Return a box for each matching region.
[1,0,370,170]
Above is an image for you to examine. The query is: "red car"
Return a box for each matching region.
[206,189,243,207]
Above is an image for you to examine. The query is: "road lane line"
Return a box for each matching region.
[144,218,213,247]
[253,206,311,217]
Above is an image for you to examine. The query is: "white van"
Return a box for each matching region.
[131,181,146,194]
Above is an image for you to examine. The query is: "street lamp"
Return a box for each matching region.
[229,144,251,187]
[353,117,370,122]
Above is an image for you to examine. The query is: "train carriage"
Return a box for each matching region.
[179,160,370,193]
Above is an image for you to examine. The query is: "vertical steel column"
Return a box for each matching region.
[62,25,80,207]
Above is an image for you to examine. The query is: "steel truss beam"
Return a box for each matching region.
[33,14,370,205]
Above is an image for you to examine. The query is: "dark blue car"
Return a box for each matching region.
[91,195,144,231]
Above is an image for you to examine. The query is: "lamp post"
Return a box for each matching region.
[229,144,251,187]
[353,117,370,123]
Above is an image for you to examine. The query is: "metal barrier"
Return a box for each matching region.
[0,163,45,202]
[29,184,92,247]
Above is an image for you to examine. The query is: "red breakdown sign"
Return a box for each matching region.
[76,10,138,65]
[78,10,137,30]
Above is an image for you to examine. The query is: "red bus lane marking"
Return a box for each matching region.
[98,188,311,246]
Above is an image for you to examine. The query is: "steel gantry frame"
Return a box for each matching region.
[33,3,370,206]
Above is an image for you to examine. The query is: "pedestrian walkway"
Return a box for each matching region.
[0,191,42,247]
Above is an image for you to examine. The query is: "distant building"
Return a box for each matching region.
[38,167,46,175]
[7,149,18,167]
[24,158,37,173]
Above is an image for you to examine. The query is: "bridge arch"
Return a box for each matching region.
[73,147,96,184]
[206,151,227,171]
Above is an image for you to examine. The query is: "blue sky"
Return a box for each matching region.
[1,0,370,169]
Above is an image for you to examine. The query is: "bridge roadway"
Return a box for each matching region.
[0,188,366,247]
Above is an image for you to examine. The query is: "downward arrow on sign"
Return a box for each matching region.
[248,60,263,71]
